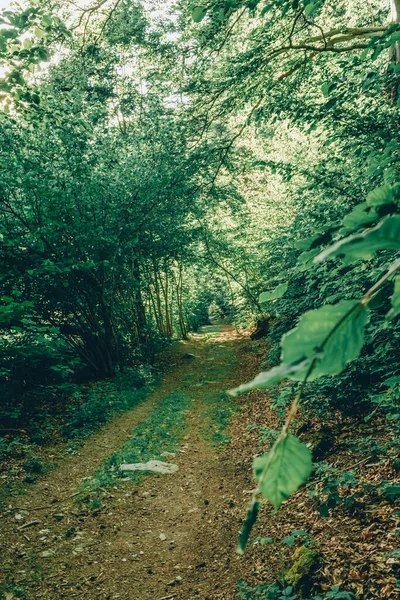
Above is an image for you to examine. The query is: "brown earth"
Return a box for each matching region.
[1,326,399,600]
[0,326,260,600]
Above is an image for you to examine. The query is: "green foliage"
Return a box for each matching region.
[253,435,312,509]
[237,582,354,600]
[282,300,369,380]
[307,465,364,518]
[62,369,154,438]
[230,361,309,395]
[237,581,296,600]
[0,0,400,593]
[191,6,207,22]
[231,299,370,393]
[316,216,400,263]
[0,4,70,111]
[0,437,33,461]
[238,500,260,555]
[260,283,288,303]
[388,277,400,319]
[22,457,44,474]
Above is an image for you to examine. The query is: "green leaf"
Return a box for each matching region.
[304,2,318,17]
[34,27,45,39]
[321,82,336,97]
[324,97,337,110]
[321,82,331,97]
[255,536,274,545]
[260,4,273,15]
[228,359,310,395]
[385,31,400,47]
[259,282,288,303]
[42,15,52,27]
[191,6,207,22]
[297,248,320,266]
[295,227,338,251]
[340,202,378,233]
[281,300,369,380]
[315,215,400,264]
[387,276,400,320]
[319,504,329,517]
[371,45,384,61]
[366,184,394,208]
[253,435,312,508]
[282,536,296,546]
[237,500,259,554]
[0,28,19,40]
[368,286,387,309]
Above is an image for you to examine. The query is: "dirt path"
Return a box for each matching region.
[0,326,258,600]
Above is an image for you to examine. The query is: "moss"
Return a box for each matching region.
[286,546,320,596]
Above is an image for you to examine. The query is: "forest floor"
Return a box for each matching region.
[0,325,261,600]
[1,326,399,600]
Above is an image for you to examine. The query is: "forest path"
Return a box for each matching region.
[0,326,257,600]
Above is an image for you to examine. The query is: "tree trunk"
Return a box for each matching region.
[391,0,400,63]
[132,258,147,343]
[388,0,400,102]
[176,264,188,339]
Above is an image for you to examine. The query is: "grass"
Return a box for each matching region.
[191,337,237,449]
[201,391,238,448]
[79,391,190,495]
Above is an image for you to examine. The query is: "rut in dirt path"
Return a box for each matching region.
[0,326,256,600]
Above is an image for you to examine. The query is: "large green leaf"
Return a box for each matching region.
[253,435,312,508]
[340,202,378,234]
[281,300,369,380]
[228,359,310,395]
[295,227,339,251]
[259,282,288,303]
[191,6,207,22]
[366,184,394,208]
[315,215,400,264]
[297,248,320,266]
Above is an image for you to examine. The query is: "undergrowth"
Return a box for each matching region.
[62,367,156,439]
[237,581,354,600]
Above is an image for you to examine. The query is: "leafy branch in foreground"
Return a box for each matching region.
[230,189,400,553]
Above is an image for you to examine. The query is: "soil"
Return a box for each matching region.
[1,326,399,600]
[0,326,259,600]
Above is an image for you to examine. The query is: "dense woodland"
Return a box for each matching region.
[1,0,400,598]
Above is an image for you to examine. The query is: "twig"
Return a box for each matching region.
[17,519,41,530]
[216,8,247,53]
[350,456,371,470]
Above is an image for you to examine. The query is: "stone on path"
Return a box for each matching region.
[119,460,179,475]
